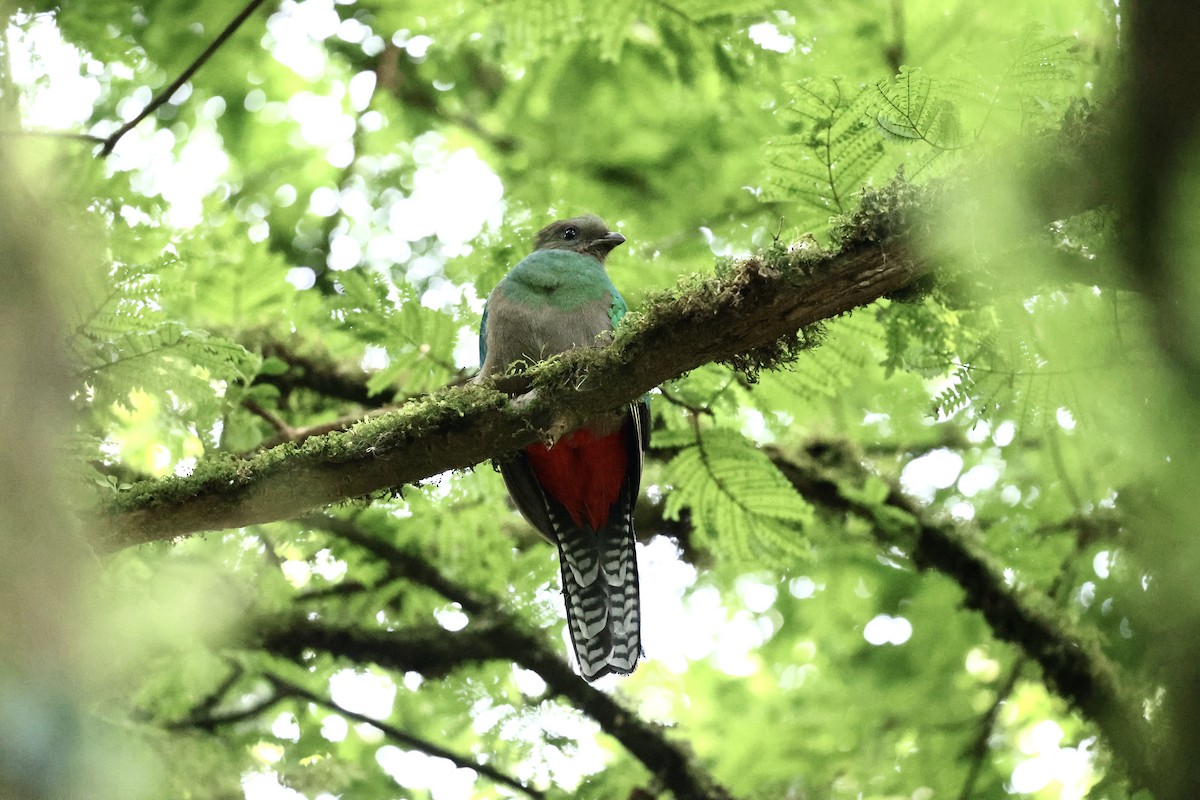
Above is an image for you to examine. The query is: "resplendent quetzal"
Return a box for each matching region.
[479,215,649,681]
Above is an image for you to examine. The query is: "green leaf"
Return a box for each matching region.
[767,77,886,219]
[664,427,814,564]
[874,67,964,151]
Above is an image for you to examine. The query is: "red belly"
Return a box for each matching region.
[525,427,627,530]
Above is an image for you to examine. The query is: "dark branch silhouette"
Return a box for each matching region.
[98,0,269,157]
[263,674,548,800]
[768,440,1156,793]
[295,513,736,800]
[165,664,546,799]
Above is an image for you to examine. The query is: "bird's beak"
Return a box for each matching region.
[595,231,626,252]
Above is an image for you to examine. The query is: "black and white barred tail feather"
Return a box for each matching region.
[551,484,641,680]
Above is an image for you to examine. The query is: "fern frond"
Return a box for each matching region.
[922,291,1136,434]
[662,0,780,20]
[1005,26,1079,89]
[76,262,260,417]
[756,315,879,405]
[963,25,1081,140]
[766,78,884,214]
[663,427,813,565]
[331,269,461,398]
[874,67,964,152]
[877,299,963,379]
[480,0,645,61]
[475,0,778,68]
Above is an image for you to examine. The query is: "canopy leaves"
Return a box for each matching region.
[6,0,1200,799]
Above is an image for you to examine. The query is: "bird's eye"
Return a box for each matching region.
[563,227,578,240]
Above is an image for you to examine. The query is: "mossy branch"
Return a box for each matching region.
[96,104,1117,552]
[95,181,932,550]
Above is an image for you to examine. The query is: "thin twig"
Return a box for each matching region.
[265,672,548,800]
[249,370,474,453]
[885,0,905,73]
[99,0,269,157]
[312,107,369,294]
[181,661,246,722]
[243,398,294,438]
[304,513,489,613]
[253,412,383,452]
[0,129,106,144]
[956,656,1026,800]
[657,385,714,417]
[167,692,280,731]
[295,579,372,602]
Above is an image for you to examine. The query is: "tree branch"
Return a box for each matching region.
[264,672,548,800]
[0,129,106,145]
[304,513,490,612]
[258,617,734,800]
[243,398,294,438]
[769,440,1156,793]
[956,487,1091,800]
[955,655,1025,800]
[98,0,269,157]
[161,662,546,799]
[94,105,1116,548]
[97,184,931,549]
[287,514,735,800]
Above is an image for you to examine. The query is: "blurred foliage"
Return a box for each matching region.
[8,0,1200,798]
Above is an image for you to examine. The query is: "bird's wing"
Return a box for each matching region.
[478,301,490,366]
[498,454,558,545]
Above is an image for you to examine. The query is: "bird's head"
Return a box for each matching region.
[533,214,625,262]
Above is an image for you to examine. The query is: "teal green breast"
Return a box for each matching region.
[500,250,620,311]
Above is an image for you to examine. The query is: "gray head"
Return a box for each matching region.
[533,214,626,262]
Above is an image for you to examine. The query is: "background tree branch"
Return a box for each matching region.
[769,440,1155,792]
[264,673,549,800]
[262,513,737,800]
[97,0,270,157]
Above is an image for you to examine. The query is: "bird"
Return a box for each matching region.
[478,214,649,681]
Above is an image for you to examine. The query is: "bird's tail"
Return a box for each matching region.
[553,487,641,681]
